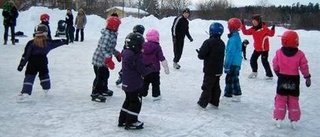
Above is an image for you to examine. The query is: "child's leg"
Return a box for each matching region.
[198,74,214,108]
[125,91,142,125]
[288,96,301,121]
[92,66,108,95]
[151,72,160,97]
[21,74,36,95]
[273,94,288,120]
[119,92,130,126]
[231,66,242,96]
[140,73,151,97]
[210,76,221,107]
[39,66,50,90]
[224,74,233,97]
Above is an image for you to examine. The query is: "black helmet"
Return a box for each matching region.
[243,39,249,45]
[133,25,145,35]
[124,33,145,53]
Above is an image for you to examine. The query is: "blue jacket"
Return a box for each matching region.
[224,31,242,70]
[122,49,151,92]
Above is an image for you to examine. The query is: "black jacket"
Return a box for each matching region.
[2,6,18,26]
[198,35,225,76]
[171,15,192,40]
[65,13,73,26]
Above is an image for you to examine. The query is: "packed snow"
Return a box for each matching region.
[0,7,319,137]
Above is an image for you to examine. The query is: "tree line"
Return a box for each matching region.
[2,0,320,30]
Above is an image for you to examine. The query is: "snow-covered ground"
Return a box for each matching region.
[0,7,319,137]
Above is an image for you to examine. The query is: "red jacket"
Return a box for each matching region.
[241,23,275,51]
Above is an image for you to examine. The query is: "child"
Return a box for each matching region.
[118,33,151,130]
[242,39,249,60]
[140,29,170,101]
[74,9,87,42]
[115,24,145,86]
[65,8,74,43]
[224,18,243,102]
[91,16,121,102]
[39,13,52,40]
[197,22,225,109]
[17,24,67,101]
[272,30,311,129]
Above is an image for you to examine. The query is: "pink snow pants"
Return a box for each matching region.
[273,94,301,121]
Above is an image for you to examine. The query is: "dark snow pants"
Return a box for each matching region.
[250,50,273,77]
[75,28,84,41]
[140,72,160,97]
[66,25,74,43]
[173,37,185,63]
[119,91,142,125]
[197,74,221,108]
[224,66,242,97]
[3,25,15,42]
[92,66,109,95]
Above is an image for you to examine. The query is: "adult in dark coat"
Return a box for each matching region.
[2,0,19,45]
[65,8,74,43]
[171,8,193,69]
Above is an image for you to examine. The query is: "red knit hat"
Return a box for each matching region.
[106,17,121,32]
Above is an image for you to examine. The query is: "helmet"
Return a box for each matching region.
[125,33,145,53]
[146,29,159,42]
[106,16,121,32]
[252,14,262,22]
[133,25,145,35]
[281,30,299,48]
[40,13,50,22]
[228,18,242,32]
[34,24,48,37]
[243,39,249,45]
[209,22,224,36]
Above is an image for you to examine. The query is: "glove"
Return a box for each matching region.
[189,37,193,42]
[224,69,230,74]
[196,49,199,53]
[271,25,275,30]
[161,60,170,75]
[104,57,115,70]
[115,53,121,62]
[17,64,24,72]
[306,78,311,87]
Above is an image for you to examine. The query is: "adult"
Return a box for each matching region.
[65,8,74,43]
[75,8,87,42]
[171,8,193,69]
[241,14,275,79]
[2,0,18,45]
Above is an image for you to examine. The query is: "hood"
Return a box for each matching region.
[281,47,298,57]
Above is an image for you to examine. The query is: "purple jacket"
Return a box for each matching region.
[122,49,151,92]
[142,41,166,72]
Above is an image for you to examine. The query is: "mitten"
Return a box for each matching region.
[17,64,24,72]
[306,78,311,87]
[105,57,115,70]
[196,49,199,53]
[161,60,170,74]
[189,37,193,42]
[115,53,121,62]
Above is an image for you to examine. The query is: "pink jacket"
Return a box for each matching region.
[273,48,310,78]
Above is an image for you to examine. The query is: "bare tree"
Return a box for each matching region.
[162,0,191,15]
[196,0,231,20]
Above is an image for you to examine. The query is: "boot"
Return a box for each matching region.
[3,41,7,45]
[125,121,144,130]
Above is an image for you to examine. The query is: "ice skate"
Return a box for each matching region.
[248,72,257,78]
[91,94,106,102]
[275,119,282,128]
[231,95,241,102]
[118,122,125,127]
[102,89,113,96]
[173,62,181,69]
[43,89,49,96]
[125,121,144,130]
[17,93,30,103]
[152,95,162,101]
[265,76,273,81]
[197,102,206,110]
[290,121,297,130]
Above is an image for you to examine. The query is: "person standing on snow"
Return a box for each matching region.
[241,14,275,80]
[224,18,243,102]
[139,29,170,101]
[16,24,68,101]
[65,8,74,43]
[2,0,18,45]
[242,39,249,60]
[272,30,311,129]
[171,8,193,69]
[74,8,87,42]
[91,16,121,102]
[196,22,225,109]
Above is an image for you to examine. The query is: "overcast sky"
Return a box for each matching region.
[191,0,320,7]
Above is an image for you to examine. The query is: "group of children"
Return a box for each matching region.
[15,11,311,130]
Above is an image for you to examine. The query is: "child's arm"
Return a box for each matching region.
[299,51,311,87]
[272,51,280,76]
[197,40,210,60]
[49,39,68,49]
[17,41,33,71]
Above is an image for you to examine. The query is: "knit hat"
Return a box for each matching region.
[34,24,48,37]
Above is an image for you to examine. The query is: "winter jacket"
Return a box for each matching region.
[75,10,87,29]
[273,47,310,96]
[224,31,242,70]
[171,15,192,40]
[241,22,274,51]
[2,6,18,26]
[273,47,310,77]
[18,39,67,67]
[122,49,151,92]
[65,13,73,27]
[142,41,166,72]
[198,35,225,76]
[92,28,120,67]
